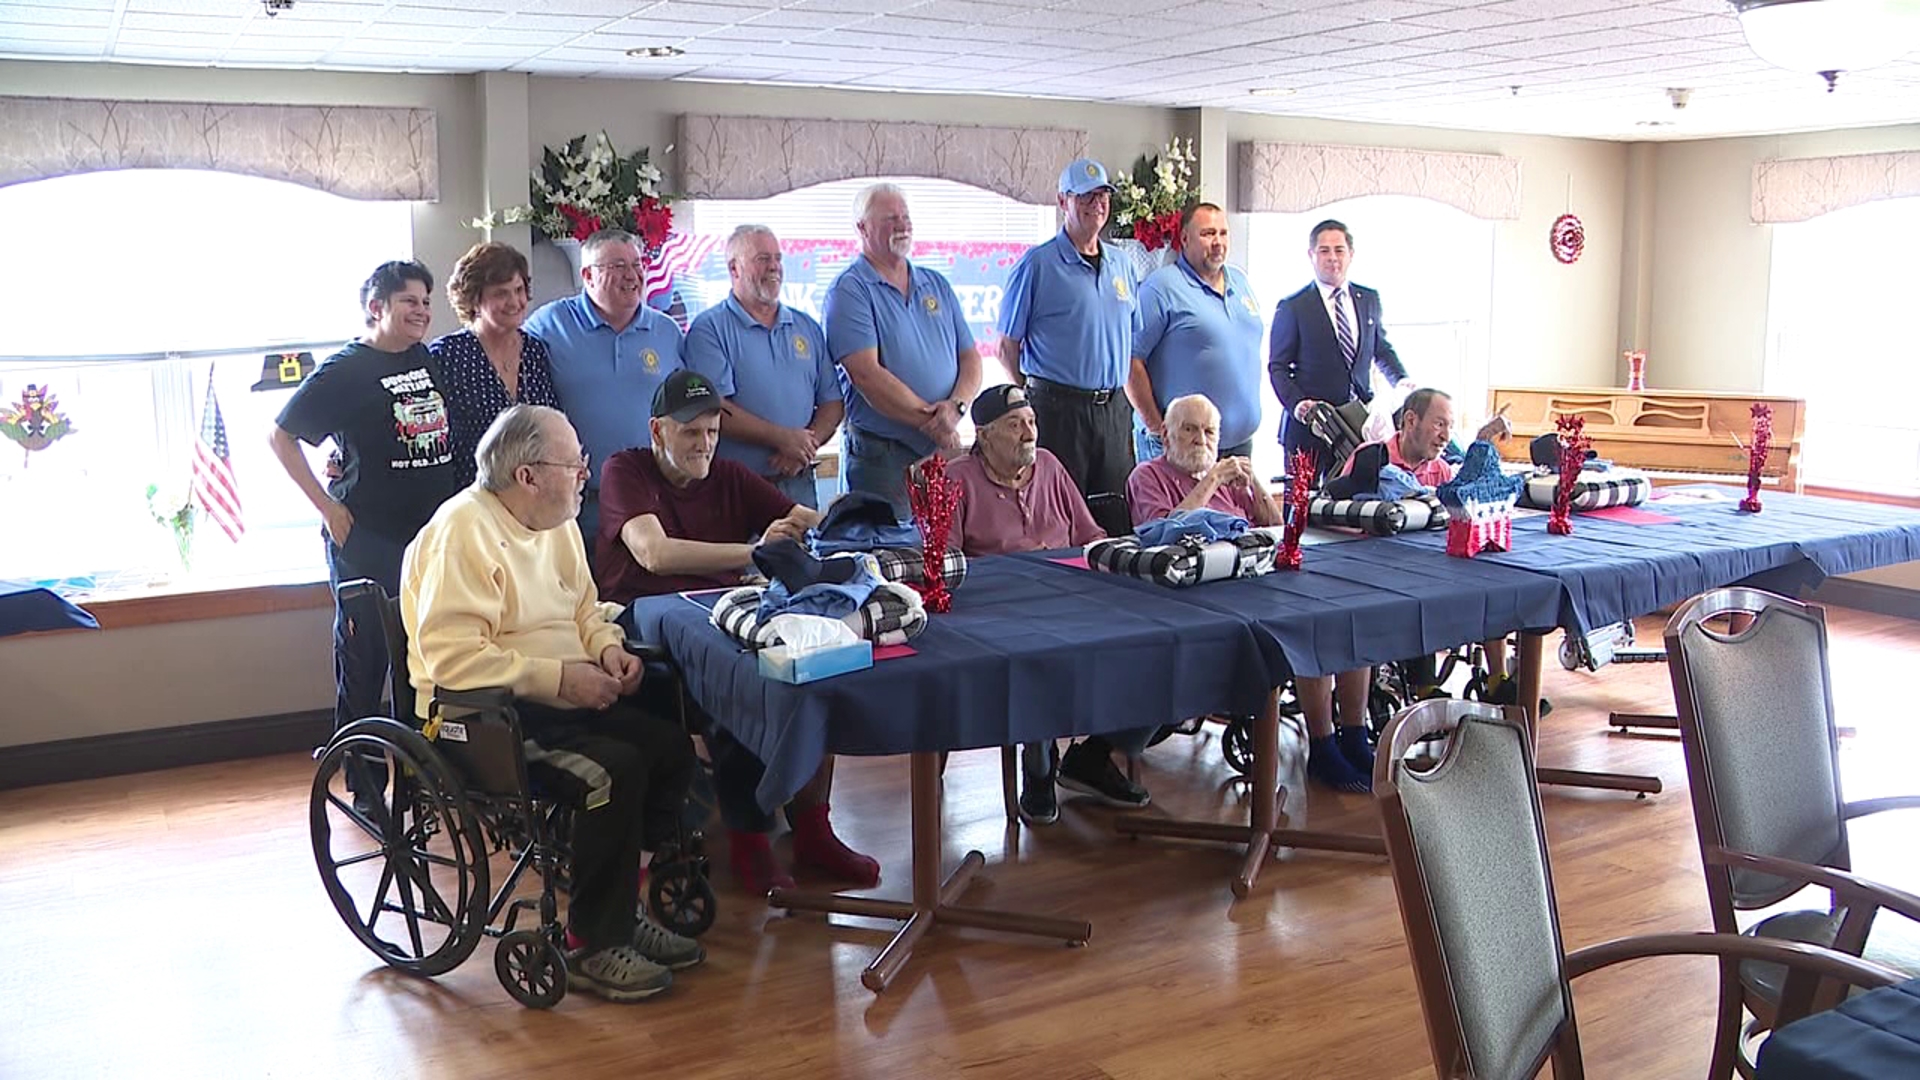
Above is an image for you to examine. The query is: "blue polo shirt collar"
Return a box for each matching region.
[1051,230,1101,267]
[722,294,794,329]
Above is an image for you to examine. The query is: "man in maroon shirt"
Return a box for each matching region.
[596,370,878,897]
[948,384,1154,826]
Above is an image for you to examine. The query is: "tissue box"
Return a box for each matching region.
[756,639,873,684]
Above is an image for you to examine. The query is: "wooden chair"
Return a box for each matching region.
[1664,587,1920,1077]
[1373,698,1903,1080]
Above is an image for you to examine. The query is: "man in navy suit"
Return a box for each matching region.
[1267,219,1415,474]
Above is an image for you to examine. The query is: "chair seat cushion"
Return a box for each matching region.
[1740,908,1920,1003]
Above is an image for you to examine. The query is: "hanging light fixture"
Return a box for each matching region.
[1731,0,1920,91]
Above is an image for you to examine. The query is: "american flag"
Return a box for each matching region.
[193,374,244,542]
[644,231,723,323]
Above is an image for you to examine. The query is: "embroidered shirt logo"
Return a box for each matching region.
[641,348,660,373]
[792,334,809,356]
[1114,277,1131,302]
[923,294,940,315]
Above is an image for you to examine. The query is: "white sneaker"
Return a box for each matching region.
[567,945,672,1002]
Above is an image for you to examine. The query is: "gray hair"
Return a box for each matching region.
[475,404,565,493]
[582,227,640,263]
[853,182,906,226]
[726,223,778,264]
[1165,393,1220,427]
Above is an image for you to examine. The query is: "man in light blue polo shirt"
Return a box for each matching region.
[684,225,843,509]
[524,227,684,545]
[996,158,1138,535]
[1128,202,1266,464]
[824,183,983,518]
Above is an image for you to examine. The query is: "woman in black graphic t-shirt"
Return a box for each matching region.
[269,260,462,733]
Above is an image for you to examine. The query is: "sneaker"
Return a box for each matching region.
[1018,775,1060,826]
[567,945,673,1002]
[631,910,706,970]
[1056,740,1151,809]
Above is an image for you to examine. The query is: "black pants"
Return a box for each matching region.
[516,700,697,952]
[324,527,407,732]
[1027,378,1133,532]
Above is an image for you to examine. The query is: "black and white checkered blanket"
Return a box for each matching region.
[868,546,968,592]
[1085,530,1278,588]
[1306,494,1450,535]
[1521,470,1651,511]
[710,581,927,650]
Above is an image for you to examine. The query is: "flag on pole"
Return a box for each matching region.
[193,371,244,543]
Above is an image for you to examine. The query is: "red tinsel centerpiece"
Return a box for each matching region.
[908,454,959,613]
[1279,450,1313,570]
[1741,403,1773,513]
[1548,413,1590,536]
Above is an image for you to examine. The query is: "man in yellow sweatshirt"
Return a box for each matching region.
[402,404,701,1004]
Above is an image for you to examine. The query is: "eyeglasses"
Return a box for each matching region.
[589,261,645,277]
[530,452,590,474]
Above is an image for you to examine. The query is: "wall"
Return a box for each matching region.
[1224,113,1630,393]
[1646,122,1920,392]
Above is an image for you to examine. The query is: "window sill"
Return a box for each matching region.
[15,580,333,636]
[1802,484,1920,510]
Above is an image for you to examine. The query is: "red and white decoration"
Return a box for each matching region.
[1549,213,1585,265]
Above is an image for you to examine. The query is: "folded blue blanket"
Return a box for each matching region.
[1134,508,1250,546]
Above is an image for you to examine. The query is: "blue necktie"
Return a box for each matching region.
[1332,287,1358,369]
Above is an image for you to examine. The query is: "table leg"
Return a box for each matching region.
[769,750,1092,993]
[1520,630,1663,795]
[1117,693,1384,895]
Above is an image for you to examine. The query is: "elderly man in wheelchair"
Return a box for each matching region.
[318,404,706,1006]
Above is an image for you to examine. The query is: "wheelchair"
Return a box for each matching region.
[308,580,714,1009]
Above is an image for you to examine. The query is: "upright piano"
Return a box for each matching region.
[1489,386,1806,492]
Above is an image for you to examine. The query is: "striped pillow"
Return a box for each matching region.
[711,581,927,650]
[1085,532,1278,588]
[1521,471,1651,511]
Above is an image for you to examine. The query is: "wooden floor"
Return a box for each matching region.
[4,606,1916,1080]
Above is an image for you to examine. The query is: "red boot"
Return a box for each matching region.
[790,803,881,888]
[728,830,795,896]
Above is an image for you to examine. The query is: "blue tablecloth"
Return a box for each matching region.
[1757,977,1920,1080]
[0,580,98,636]
[1017,542,1566,682]
[628,556,1273,812]
[1383,488,1920,634]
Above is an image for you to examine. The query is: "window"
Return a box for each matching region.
[1244,196,1496,481]
[0,170,413,595]
[1766,197,1920,492]
[680,177,1057,452]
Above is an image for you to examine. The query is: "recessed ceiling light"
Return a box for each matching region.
[1248,86,1296,97]
[626,45,685,58]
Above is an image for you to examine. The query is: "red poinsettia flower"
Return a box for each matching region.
[558,204,602,241]
[633,196,674,252]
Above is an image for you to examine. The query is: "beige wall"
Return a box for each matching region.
[1646,122,1920,391]
[1224,114,1630,393]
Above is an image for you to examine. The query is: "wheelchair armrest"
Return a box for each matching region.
[433,687,515,713]
[625,635,671,664]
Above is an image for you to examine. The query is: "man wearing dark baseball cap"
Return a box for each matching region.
[945,382,1155,825]
[594,367,879,896]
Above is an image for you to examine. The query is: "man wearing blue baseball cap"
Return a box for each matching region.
[993,157,1139,537]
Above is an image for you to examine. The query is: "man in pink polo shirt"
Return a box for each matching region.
[1343,387,1520,705]
[948,383,1154,826]
[1340,387,1511,490]
[1127,393,1379,792]
[1126,394,1282,527]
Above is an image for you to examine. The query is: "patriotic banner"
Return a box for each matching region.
[193,371,244,543]
[652,237,1037,345]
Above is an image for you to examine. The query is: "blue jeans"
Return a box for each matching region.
[766,466,818,510]
[324,526,407,732]
[1133,423,1256,468]
[843,426,924,521]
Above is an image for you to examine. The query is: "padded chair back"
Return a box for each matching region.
[1375,699,1575,1080]
[1306,398,1373,477]
[1087,491,1134,541]
[337,579,416,726]
[1665,588,1849,912]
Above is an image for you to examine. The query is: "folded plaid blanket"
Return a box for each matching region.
[711,580,927,650]
[1085,531,1277,588]
[868,546,967,592]
[1521,471,1651,511]
[1305,494,1449,535]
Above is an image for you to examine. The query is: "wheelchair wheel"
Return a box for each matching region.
[1220,715,1254,776]
[310,718,489,978]
[650,861,718,938]
[495,929,567,1009]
